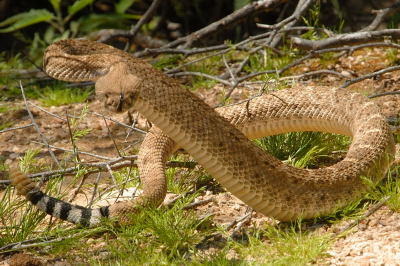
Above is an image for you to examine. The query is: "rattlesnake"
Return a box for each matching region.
[11,39,395,226]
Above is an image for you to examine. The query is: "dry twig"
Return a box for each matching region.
[19,82,60,168]
[146,0,285,51]
[292,29,400,50]
[335,196,390,237]
[124,0,163,51]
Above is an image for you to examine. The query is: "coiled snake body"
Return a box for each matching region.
[12,40,395,226]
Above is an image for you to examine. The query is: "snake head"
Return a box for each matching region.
[95,62,142,112]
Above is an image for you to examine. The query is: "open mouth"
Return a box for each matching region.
[116,92,124,112]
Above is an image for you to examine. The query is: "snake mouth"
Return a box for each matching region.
[99,91,128,113]
[116,92,124,112]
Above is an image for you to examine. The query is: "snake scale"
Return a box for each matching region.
[11,39,395,226]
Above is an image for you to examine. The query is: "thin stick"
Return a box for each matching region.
[91,111,147,134]
[102,116,122,157]
[32,141,114,160]
[335,196,390,237]
[65,111,81,162]
[19,81,60,168]
[183,198,215,210]
[28,101,67,121]
[124,0,163,51]
[341,65,400,88]
[368,90,400,99]
[88,172,102,208]
[0,124,34,134]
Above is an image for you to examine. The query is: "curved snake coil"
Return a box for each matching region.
[11,39,395,226]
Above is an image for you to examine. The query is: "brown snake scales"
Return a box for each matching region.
[11,39,395,226]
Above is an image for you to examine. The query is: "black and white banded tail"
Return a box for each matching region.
[12,169,109,227]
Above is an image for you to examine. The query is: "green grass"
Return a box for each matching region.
[0,52,93,105]
[0,104,19,113]
[98,197,211,265]
[385,48,400,65]
[37,87,92,107]
[255,132,350,168]
[233,224,332,265]
[0,121,13,131]
[364,166,400,211]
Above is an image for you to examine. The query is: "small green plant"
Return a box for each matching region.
[186,54,222,91]
[301,2,344,40]
[0,186,47,247]
[1,157,69,248]
[301,3,323,40]
[18,149,47,173]
[0,121,13,131]
[69,104,92,142]
[38,87,92,107]
[153,55,183,70]
[243,48,296,78]
[255,132,350,168]
[386,48,400,65]
[363,167,400,211]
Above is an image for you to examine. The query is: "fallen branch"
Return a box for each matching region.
[368,90,400,99]
[0,123,34,134]
[148,0,285,50]
[1,159,197,186]
[361,3,400,32]
[341,65,400,89]
[291,29,400,50]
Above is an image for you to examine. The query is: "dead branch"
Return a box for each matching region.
[102,116,123,157]
[361,3,400,32]
[341,65,400,89]
[0,159,196,186]
[164,31,274,74]
[226,208,253,232]
[137,25,334,58]
[94,29,167,48]
[135,43,229,57]
[91,111,147,134]
[26,102,146,133]
[0,228,108,253]
[267,0,316,47]
[0,123,33,133]
[149,0,286,50]
[368,90,400,99]
[167,41,400,99]
[257,25,335,37]
[171,71,232,86]
[183,198,215,210]
[291,29,400,50]
[234,42,400,85]
[282,69,348,80]
[124,0,163,51]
